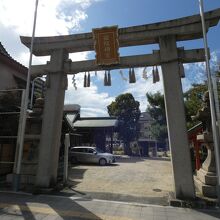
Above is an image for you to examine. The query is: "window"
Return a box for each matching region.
[87,148,94,154]
[78,148,85,152]
[72,148,84,152]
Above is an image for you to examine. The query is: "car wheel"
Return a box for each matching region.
[99,158,107,166]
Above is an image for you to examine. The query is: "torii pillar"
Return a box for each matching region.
[36,49,68,187]
[159,35,195,199]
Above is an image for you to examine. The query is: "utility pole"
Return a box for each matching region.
[13,0,39,191]
[199,0,220,203]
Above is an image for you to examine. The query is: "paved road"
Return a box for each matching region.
[0,192,220,220]
[68,157,173,205]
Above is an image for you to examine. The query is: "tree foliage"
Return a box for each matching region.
[184,83,208,129]
[146,92,168,141]
[146,85,208,137]
[107,93,141,155]
[146,69,220,136]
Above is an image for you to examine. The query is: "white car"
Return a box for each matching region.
[69,146,115,166]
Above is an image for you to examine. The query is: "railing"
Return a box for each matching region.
[0,89,25,174]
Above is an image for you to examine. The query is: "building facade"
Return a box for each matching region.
[137,112,167,157]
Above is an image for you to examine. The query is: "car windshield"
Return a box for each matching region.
[95,148,104,153]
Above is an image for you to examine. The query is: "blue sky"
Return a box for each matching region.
[0,0,220,116]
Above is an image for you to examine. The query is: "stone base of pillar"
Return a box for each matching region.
[194,168,217,198]
[197,168,217,185]
[194,133,217,198]
[7,173,35,185]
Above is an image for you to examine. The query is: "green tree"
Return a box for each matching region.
[184,83,208,129]
[107,93,141,155]
[146,85,208,137]
[146,92,168,141]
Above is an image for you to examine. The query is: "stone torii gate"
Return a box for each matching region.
[21,8,220,199]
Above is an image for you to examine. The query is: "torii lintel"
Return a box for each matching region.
[20,8,220,56]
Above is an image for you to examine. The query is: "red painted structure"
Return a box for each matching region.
[188,122,203,170]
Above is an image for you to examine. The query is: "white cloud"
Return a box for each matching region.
[0,0,99,65]
[0,23,29,64]
[65,73,114,117]
[183,51,220,89]
[0,0,108,117]
[80,107,108,117]
[124,67,163,112]
[69,51,90,61]
[210,50,220,72]
[181,77,194,92]
[0,0,36,35]
[0,0,100,36]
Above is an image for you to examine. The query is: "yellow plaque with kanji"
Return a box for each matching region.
[93,26,120,65]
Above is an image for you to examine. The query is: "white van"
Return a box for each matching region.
[70,146,115,166]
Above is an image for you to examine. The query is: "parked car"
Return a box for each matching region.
[69,146,115,166]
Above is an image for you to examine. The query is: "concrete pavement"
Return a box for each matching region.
[68,157,173,206]
[0,191,220,220]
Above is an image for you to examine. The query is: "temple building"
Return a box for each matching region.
[63,104,118,152]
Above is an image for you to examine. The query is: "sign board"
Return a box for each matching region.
[93,26,120,65]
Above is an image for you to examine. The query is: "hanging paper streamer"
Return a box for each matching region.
[104,70,108,86]
[83,72,91,87]
[119,70,128,81]
[72,74,77,90]
[87,72,90,87]
[152,66,156,84]
[84,72,87,87]
[155,66,160,82]
[153,66,160,83]
[107,70,111,86]
[129,68,132,83]
[131,68,136,83]
[129,68,136,83]
[142,67,148,80]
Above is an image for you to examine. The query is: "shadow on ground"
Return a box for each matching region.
[115,156,170,163]
[198,209,220,219]
[73,191,170,206]
[68,167,87,179]
[0,192,102,220]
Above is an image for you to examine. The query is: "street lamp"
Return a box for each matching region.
[199,0,220,203]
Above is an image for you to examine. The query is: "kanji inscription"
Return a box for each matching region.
[93,26,120,65]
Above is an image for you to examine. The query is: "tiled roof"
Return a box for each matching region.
[73,118,118,128]
[0,42,27,74]
[0,42,11,58]
[187,122,203,135]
